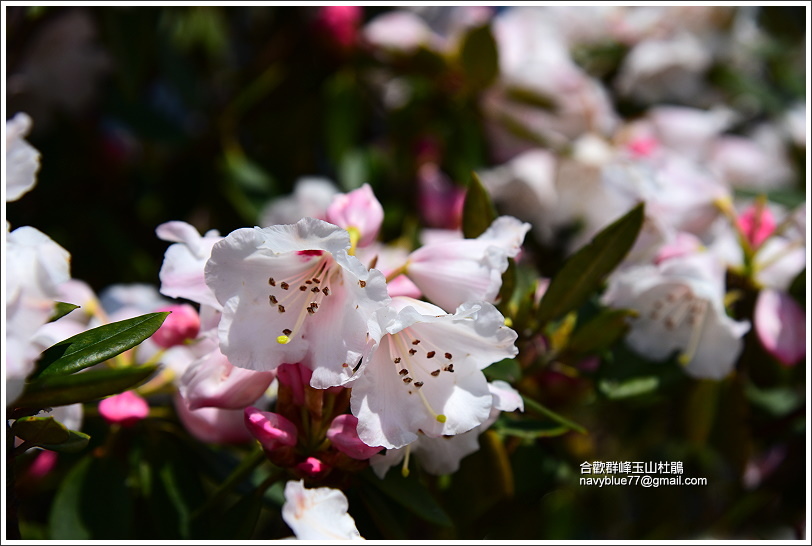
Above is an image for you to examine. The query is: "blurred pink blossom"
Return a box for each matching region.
[99,391,149,427]
[737,202,776,250]
[152,303,201,348]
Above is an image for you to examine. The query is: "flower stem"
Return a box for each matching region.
[385,263,409,283]
[196,445,266,516]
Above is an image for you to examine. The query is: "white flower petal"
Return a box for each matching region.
[157,221,223,309]
[5,112,41,202]
[351,298,517,449]
[406,216,530,312]
[205,218,389,382]
[282,480,363,540]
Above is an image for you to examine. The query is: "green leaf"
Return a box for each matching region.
[15,365,158,409]
[38,429,91,453]
[462,171,497,239]
[361,468,453,527]
[483,358,522,383]
[458,23,499,89]
[537,203,645,324]
[494,419,571,440]
[503,84,557,111]
[33,312,169,379]
[212,490,263,540]
[598,376,660,400]
[49,302,81,323]
[521,395,587,435]
[788,267,805,307]
[12,416,70,446]
[567,308,635,356]
[49,455,133,539]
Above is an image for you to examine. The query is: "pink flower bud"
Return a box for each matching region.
[276,363,313,406]
[314,5,362,50]
[327,414,382,460]
[99,391,149,427]
[326,184,384,248]
[244,407,298,452]
[152,304,201,348]
[755,289,805,366]
[737,203,776,249]
[295,456,331,479]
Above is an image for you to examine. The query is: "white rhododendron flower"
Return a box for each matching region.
[351,297,518,450]
[5,112,41,202]
[6,226,72,403]
[282,480,363,540]
[403,216,531,312]
[156,221,223,310]
[603,253,750,379]
[371,380,524,476]
[204,217,389,388]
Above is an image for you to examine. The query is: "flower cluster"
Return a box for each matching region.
[157,183,528,482]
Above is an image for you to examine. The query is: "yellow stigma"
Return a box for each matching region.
[436,414,447,423]
[276,335,291,345]
[347,226,361,256]
[504,317,513,328]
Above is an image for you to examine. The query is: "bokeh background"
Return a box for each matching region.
[5,5,808,540]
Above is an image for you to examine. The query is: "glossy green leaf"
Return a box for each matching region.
[462,171,497,239]
[49,302,81,323]
[15,365,158,409]
[537,203,645,324]
[458,23,499,89]
[361,468,453,527]
[12,415,70,446]
[33,312,168,379]
[567,308,635,356]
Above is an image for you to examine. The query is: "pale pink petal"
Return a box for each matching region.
[755,289,805,366]
[179,349,275,410]
[326,184,384,247]
[173,394,253,444]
